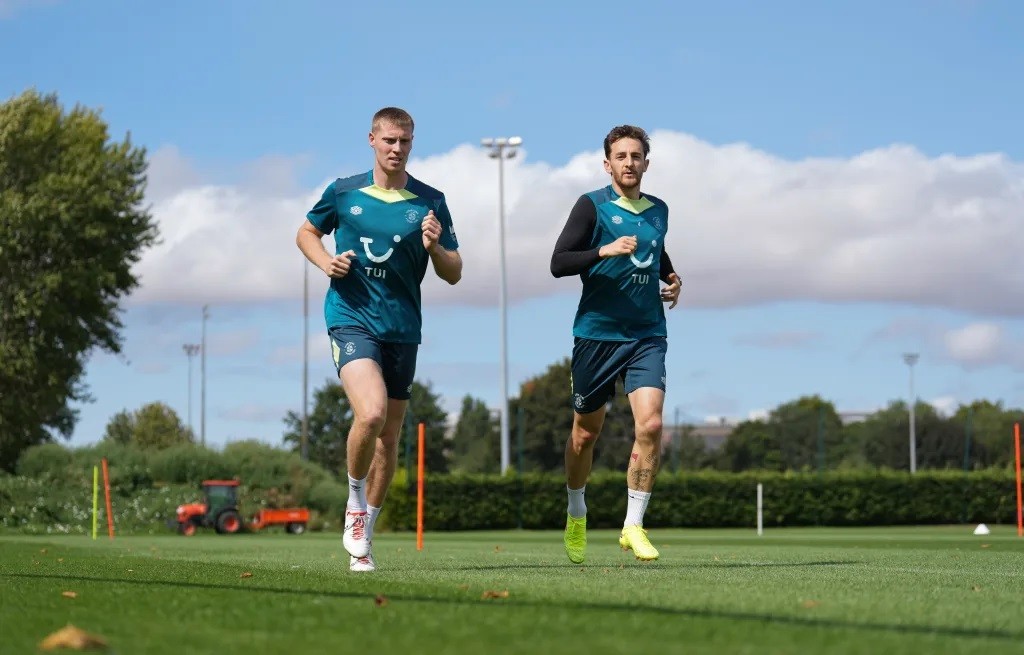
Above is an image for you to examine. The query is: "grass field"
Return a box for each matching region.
[2,525,1023,654]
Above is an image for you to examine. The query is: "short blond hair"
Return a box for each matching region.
[372,107,414,133]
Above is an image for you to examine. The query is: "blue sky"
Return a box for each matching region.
[2,0,1023,448]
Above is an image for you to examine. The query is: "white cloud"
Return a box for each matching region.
[928,395,960,417]
[133,134,1024,315]
[941,322,1024,370]
[943,322,1003,366]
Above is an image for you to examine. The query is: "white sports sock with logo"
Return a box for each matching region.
[567,485,587,519]
[366,504,381,540]
[347,474,367,513]
[624,489,651,527]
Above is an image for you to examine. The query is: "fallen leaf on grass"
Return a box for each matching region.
[61,591,78,599]
[980,544,991,549]
[973,585,983,592]
[457,584,470,591]
[240,572,253,578]
[40,548,48,554]
[374,594,389,607]
[58,558,64,563]
[39,624,108,651]
[126,569,133,573]
[801,600,820,609]
[494,545,503,553]
[602,568,610,574]
[481,590,510,600]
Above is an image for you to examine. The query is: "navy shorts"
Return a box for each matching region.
[328,325,418,400]
[570,336,667,414]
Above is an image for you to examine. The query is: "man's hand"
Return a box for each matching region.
[661,272,682,309]
[422,210,442,251]
[599,235,637,258]
[325,250,357,278]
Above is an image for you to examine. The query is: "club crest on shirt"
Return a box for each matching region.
[350,206,363,216]
[405,209,420,223]
[611,216,623,225]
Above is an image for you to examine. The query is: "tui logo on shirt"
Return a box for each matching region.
[360,235,401,263]
[630,239,657,269]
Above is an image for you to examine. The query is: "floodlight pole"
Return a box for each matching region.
[182,344,200,436]
[903,353,919,474]
[481,136,522,475]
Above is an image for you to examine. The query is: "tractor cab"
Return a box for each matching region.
[174,479,244,536]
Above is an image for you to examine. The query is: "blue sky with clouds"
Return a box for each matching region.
[2,0,1022,448]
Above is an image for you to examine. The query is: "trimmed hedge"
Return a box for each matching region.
[379,469,1020,532]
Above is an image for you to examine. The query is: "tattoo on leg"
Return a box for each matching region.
[630,468,654,488]
[645,452,660,469]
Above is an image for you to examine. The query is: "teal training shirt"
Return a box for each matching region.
[552,186,670,341]
[305,171,459,344]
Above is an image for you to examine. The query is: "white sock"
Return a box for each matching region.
[346,474,367,513]
[567,485,587,519]
[624,489,651,527]
[366,504,381,540]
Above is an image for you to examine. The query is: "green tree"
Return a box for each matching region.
[283,378,451,474]
[770,396,844,471]
[282,380,352,474]
[714,418,777,471]
[590,383,637,472]
[510,358,574,473]
[102,410,134,445]
[859,400,914,469]
[951,401,1024,468]
[0,90,157,471]
[101,402,193,450]
[664,425,711,471]
[407,380,451,474]
[509,358,649,473]
[449,395,499,473]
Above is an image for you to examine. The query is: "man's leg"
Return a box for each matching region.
[351,341,416,571]
[564,337,622,563]
[348,398,407,572]
[366,398,408,536]
[618,338,668,561]
[338,358,388,558]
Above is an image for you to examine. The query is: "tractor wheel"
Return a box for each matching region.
[215,510,243,535]
[180,522,197,537]
[286,522,306,535]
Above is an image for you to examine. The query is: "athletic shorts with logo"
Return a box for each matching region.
[328,325,418,400]
[570,336,667,414]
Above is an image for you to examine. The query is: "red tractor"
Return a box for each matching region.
[174,479,309,536]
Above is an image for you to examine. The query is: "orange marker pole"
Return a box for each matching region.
[102,458,114,539]
[416,422,425,551]
[1015,423,1022,538]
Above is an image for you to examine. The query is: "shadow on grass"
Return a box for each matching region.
[452,560,861,571]
[5,571,1021,643]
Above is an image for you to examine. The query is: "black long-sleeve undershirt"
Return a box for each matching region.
[550,195,676,282]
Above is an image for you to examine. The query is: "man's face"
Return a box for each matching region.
[369,121,413,174]
[603,137,648,192]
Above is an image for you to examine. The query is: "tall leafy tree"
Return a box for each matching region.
[0,90,157,470]
[101,402,193,450]
[450,395,500,473]
[283,378,451,475]
[282,380,353,474]
[951,401,1024,468]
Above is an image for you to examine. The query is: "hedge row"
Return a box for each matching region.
[379,469,1020,531]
